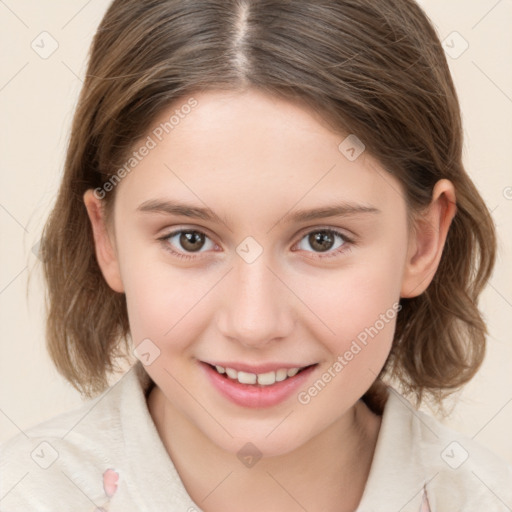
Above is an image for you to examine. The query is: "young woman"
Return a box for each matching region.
[2,1,511,510]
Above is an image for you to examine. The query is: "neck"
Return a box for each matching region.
[147,385,382,512]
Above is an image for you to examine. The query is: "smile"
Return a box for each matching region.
[211,364,308,386]
[201,361,318,408]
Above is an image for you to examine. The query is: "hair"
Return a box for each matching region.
[40,0,496,409]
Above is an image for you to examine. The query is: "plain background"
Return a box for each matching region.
[0,0,511,465]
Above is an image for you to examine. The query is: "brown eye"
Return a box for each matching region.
[308,231,336,252]
[161,229,215,259]
[296,229,350,257]
[178,231,206,252]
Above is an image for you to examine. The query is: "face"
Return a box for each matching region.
[87,89,420,456]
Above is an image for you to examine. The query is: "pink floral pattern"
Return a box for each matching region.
[90,469,431,511]
[93,468,119,511]
[419,486,432,511]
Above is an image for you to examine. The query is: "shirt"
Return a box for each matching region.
[1,361,511,511]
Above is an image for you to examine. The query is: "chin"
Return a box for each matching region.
[197,416,315,460]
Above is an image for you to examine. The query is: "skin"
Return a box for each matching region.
[84,89,456,511]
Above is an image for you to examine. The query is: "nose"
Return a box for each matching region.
[216,254,295,349]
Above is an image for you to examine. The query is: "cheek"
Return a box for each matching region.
[301,253,403,343]
[290,227,406,389]
[115,238,196,347]
[294,261,401,412]
[119,247,223,366]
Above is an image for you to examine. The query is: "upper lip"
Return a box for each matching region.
[203,361,317,374]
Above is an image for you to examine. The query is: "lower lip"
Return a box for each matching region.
[201,362,317,408]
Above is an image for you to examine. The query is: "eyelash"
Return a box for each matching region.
[158,227,354,261]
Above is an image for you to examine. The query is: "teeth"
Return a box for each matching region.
[225,367,238,379]
[237,371,257,385]
[214,365,304,386]
[257,371,276,386]
[275,369,288,382]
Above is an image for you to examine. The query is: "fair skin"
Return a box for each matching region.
[84,89,456,511]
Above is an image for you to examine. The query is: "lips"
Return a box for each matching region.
[201,361,318,408]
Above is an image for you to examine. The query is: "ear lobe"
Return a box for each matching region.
[401,179,457,298]
[83,189,124,293]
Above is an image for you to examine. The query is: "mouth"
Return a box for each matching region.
[200,361,318,408]
[204,362,317,387]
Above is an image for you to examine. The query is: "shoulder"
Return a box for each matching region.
[387,389,512,509]
[0,368,139,511]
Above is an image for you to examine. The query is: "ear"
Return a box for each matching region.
[83,189,124,293]
[401,179,457,298]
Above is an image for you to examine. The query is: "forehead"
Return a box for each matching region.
[174,88,338,137]
[114,89,405,220]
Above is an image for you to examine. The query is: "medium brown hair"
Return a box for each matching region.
[40,0,496,407]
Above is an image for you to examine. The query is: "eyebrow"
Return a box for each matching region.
[137,199,230,225]
[136,198,380,226]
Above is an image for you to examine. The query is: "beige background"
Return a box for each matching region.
[1,0,511,465]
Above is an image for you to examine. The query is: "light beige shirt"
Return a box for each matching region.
[1,362,511,511]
